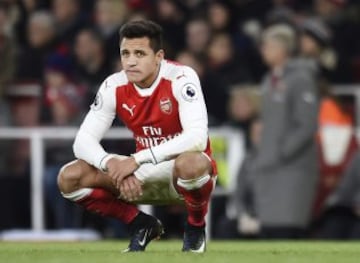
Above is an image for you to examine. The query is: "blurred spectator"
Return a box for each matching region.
[15,11,58,82]
[207,32,253,90]
[126,0,152,14]
[185,17,211,55]
[154,0,186,59]
[314,0,347,21]
[0,0,34,185]
[0,79,34,227]
[27,11,56,49]
[94,0,128,65]
[235,20,267,82]
[3,82,42,195]
[52,0,88,46]
[0,3,15,104]
[227,85,260,149]
[42,52,86,229]
[6,82,42,126]
[3,86,38,227]
[266,5,297,26]
[215,117,262,239]
[176,50,227,125]
[73,28,111,105]
[175,50,204,75]
[44,53,86,125]
[207,0,234,33]
[299,18,334,79]
[14,0,50,45]
[313,0,360,83]
[254,24,319,239]
[299,17,353,85]
[205,33,253,123]
[207,33,234,71]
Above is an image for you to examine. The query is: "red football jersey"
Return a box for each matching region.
[116,78,182,151]
[76,60,216,173]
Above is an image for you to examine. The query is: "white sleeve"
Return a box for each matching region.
[73,77,117,170]
[132,67,208,164]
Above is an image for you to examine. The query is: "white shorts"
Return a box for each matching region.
[132,160,183,205]
[114,153,215,205]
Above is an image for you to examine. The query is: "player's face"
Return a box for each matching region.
[120,37,164,88]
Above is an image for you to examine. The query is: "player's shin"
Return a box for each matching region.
[61,188,139,224]
[176,174,214,227]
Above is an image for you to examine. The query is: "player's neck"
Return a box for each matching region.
[135,64,161,89]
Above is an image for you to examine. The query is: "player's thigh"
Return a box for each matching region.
[58,159,116,194]
[134,160,182,204]
[77,161,115,191]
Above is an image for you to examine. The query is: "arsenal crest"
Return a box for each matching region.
[159,97,172,114]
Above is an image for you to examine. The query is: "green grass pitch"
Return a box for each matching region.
[1,241,360,263]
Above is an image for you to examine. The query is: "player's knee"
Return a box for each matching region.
[174,152,210,180]
[57,160,83,193]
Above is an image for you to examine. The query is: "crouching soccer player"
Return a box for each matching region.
[57,20,217,252]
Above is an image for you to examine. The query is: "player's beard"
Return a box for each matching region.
[131,67,160,89]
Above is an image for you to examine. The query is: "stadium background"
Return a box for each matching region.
[1,0,360,241]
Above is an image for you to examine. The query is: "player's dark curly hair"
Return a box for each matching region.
[119,20,163,52]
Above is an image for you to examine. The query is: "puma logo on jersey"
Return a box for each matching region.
[176,71,186,80]
[122,103,136,116]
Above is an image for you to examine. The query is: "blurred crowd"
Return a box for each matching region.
[1,0,360,239]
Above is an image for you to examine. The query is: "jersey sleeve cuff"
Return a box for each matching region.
[99,153,116,172]
[132,148,158,165]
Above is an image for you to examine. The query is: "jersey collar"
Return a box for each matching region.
[133,60,165,97]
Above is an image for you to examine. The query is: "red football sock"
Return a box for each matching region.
[76,188,139,224]
[176,175,214,227]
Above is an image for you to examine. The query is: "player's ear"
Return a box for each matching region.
[156,49,164,63]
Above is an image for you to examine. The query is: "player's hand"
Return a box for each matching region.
[106,156,139,189]
[119,175,143,202]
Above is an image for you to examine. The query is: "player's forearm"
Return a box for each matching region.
[132,127,207,164]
